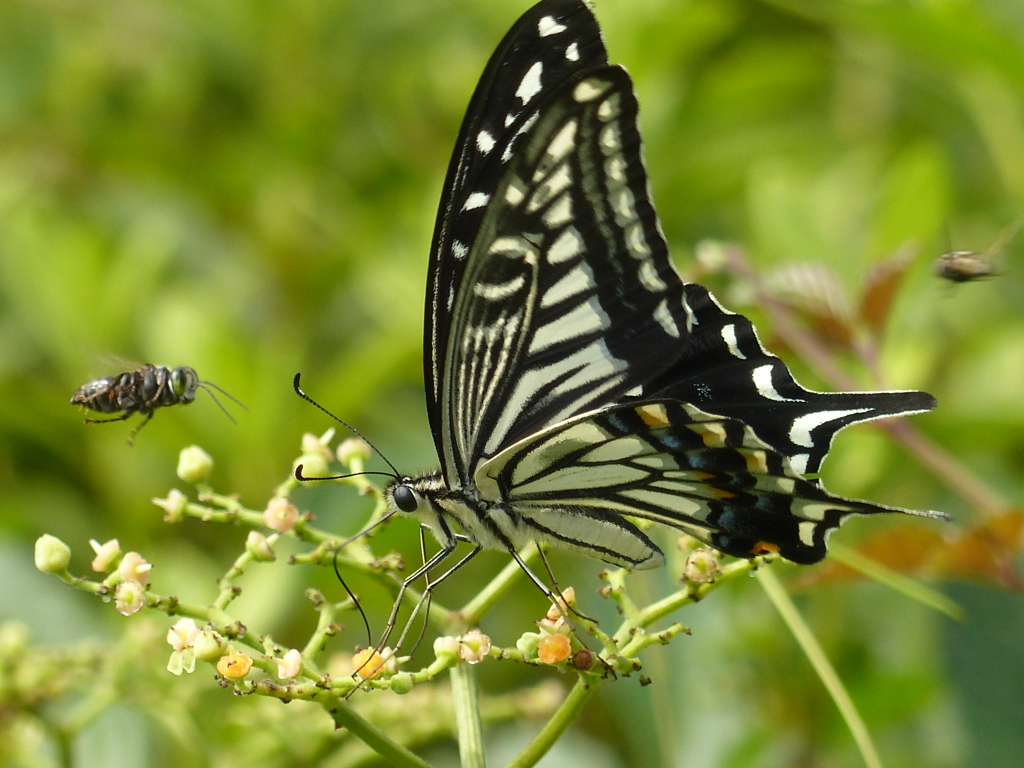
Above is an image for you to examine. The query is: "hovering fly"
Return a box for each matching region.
[935,221,1019,283]
[71,364,246,444]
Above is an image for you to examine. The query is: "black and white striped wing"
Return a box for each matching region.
[640,284,938,476]
[475,400,942,567]
[436,65,690,485]
[425,0,608,470]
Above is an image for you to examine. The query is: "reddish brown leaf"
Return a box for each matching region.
[859,250,913,336]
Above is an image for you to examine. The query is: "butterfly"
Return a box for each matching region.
[378,0,946,605]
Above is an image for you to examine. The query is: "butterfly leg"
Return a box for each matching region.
[535,546,598,624]
[348,542,476,691]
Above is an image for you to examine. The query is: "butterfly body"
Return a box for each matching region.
[386,0,945,574]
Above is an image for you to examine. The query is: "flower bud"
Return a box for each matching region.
[302,430,336,461]
[515,631,542,659]
[217,648,253,679]
[458,629,492,665]
[571,648,595,671]
[263,497,300,533]
[337,438,371,467]
[390,671,414,695]
[157,489,189,523]
[245,531,276,562]
[177,445,213,483]
[115,581,146,616]
[193,628,226,661]
[118,552,152,586]
[682,548,721,585]
[276,648,303,680]
[546,586,576,622]
[433,635,460,664]
[89,538,121,572]
[34,535,71,574]
[294,452,330,482]
[0,622,30,657]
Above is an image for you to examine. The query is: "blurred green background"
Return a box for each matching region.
[1,0,1023,766]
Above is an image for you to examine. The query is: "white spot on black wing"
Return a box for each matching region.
[476,130,495,154]
[516,61,544,105]
[537,16,567,37]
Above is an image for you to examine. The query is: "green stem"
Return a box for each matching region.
[757,567,884,768]
[451,663,487,768]
[505,675,599,768]
[828,542,964,622]
[329,699,435,768]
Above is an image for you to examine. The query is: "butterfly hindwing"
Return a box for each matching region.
[475,399,927,566]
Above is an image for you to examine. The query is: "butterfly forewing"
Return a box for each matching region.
[426,0,608,464]
[440,68,691,484]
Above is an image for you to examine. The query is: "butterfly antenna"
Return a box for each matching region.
[198,381,248,425]
[294,465,398,483]
[333,549,372,647]
[293,372,401,477]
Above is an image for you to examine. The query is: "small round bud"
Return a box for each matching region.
[458,629,492,665]
[177,445,213,484]
[217,648,253,679]
[337,438,371,467]
[682,548,722,585]
[352,647,393,680]
[276,648,303,680]
[516,631,542,659]
[294,453,330,482]
[115,581,146,616]
[301,430,336,461]
[389,672,414,695]
[118,552,152,586]
[433,635,460,663]
[193,628,227,661]
[676,534,701,552]
[537,633,572,665]
[34,534,71,574]
[158,489,189,523]
[571,648,595,671]
[263,497,300,533]
[89,538,121,572]
[545,586,576,622]
[166,618,199,651]
[0,622,30,657]
[245,531,276,562]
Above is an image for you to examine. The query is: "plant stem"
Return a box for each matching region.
[828,542,964,621]
[329,699,435,768]
[451,663,487,768]
[505,676,598,768]
[757,567,883,768]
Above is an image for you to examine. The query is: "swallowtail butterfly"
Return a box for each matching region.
[384,0,945,590]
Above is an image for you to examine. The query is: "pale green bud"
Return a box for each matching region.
[34,534,71,573]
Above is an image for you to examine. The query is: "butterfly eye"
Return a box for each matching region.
[393,485,419,513]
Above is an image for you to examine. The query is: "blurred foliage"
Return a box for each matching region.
[1,0,1023,766]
